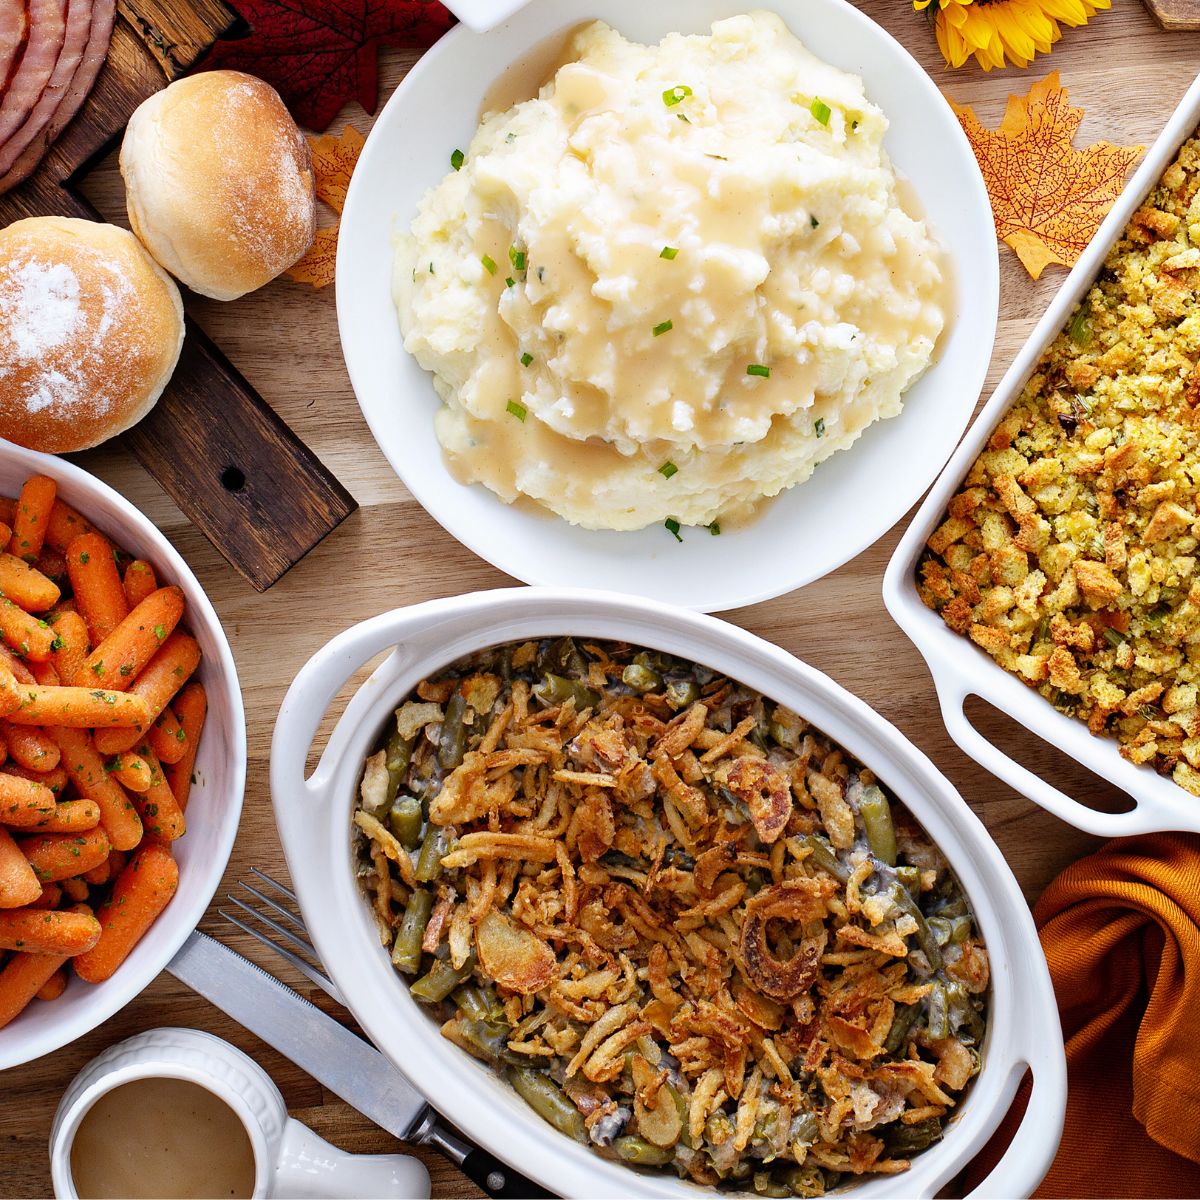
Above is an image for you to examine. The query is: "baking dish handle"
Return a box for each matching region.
[934,669,1187,838]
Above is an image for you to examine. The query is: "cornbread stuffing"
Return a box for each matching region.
[918,134,1200,794]
[354,638,987,1195]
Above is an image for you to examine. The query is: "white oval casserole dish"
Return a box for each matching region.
[270,588,1062,1198]
[883,72,1200,838]
[336,0,999,612]
[0,442,247,1071]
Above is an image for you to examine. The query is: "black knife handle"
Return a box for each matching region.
[421,1114,555,1198]
[458,1144,555,1198]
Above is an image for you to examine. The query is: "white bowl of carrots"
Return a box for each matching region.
[0,442,245,1070]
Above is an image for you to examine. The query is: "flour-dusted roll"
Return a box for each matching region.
[120,71,316,301]
[0,217,185,452]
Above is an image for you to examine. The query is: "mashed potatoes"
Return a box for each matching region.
[394,11,947,531]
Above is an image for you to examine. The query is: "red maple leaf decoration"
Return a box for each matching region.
[202,0,453,132]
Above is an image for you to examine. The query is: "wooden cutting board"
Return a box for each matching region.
[0,0,357,591]
[1144,0,1200,29]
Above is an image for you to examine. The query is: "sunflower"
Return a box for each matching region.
[914,0,1110,71]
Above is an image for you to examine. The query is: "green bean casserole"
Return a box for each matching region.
[353,638,989,1195]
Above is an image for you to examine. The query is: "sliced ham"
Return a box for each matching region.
[0,0,89,175]
[0,0,64,156]
[0,0,30,94]
[0,0,111,193]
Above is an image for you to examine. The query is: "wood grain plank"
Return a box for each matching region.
[4,3,1198,1197]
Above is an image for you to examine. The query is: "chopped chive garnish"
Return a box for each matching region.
[659,461,678,479]
[520,352,533,366]
[811,97,831,125]
[811,215,820,229]
[510,246,527,272]
[481,254,497,275]
[815,417,826,437]
[747,364,770,378]
[506,277,516,288]
[660,246,679,260]
[663,85,693,107]
[708,521,721,536]
[677,113,691,124]
[429,262,435,274]
[665,517,683,542]
[506,400,527,421]
[450,149,465,171]
[653,320,674,337]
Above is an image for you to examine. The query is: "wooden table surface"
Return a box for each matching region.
[6,3,1200,1195]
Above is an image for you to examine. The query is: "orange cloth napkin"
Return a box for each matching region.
[978,834,1200,1197]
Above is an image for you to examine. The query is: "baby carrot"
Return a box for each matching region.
[5,763,68,796]
[44,501,95,555]
[74,846,178,984]
[52,728,142,850]
[35,545,68,589]
[133,745,185,843]
[29,661,58,686]
[122,560,158,609]
[60,877,88,901]
[36,969,66,1001]
[83,848,125,887]
[75,587,184,690]
[0,827,40,907]
[0,646,34,686]
[165,683,206,809]
[0,773,55,827]
[27,882,61,910]
[0,949,69,1027]
[93,633,199,756]
[20,828,110,883]
[0,523,10,548]
[0,907,101,955]
[0,598,54,661]
[0,722,59,773]
[0,554,59,612]
[8,476,56,562]
[65,533,129,646]
[6,686,152,729]
[31,798,100,835]
[110,753,151,794]
[48,610,89,689]
[148,705,186,765]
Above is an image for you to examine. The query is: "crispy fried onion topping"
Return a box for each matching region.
[475,910,557,995]
[738,877,838,1000]
[723,757,793,843]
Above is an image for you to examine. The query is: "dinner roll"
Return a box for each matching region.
[0,216,185,453]
[121,71,316,301]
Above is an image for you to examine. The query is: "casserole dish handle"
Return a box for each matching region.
[931,657,1189,838]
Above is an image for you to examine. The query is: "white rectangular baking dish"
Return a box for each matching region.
[883,70,1200,838]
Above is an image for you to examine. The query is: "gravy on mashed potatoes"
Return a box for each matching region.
[394,11,948,531]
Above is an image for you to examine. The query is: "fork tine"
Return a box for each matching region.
[250,867,299,905]
[219,906,347,1006]
[225,894,321,963]
[238,881,311,939]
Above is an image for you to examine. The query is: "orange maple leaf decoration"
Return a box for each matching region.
[287,124,367,288]
[949,73,1143,280]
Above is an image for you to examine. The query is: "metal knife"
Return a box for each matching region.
[167,931,552,1200]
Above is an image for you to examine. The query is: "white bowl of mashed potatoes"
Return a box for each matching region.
[337,0,998,612]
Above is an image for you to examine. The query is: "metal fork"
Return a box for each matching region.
[219,867,346,1005]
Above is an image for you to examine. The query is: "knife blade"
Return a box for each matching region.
[167,931,552,1199]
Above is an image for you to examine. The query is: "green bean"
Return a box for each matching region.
[791,1111,818,1145]
[438,692,468,770]
[752,1171,791,1198]
[859,784,897,866]
[886,1117,942,1156]
[945,979,986,1043]
[622,663,661,693]
[415,822,450,883]
[888,883,943,971]
[664,679,699,710]
[705,1111,734,1145]
[506,1067,586,1142]
[453,984,502,1022]
[384,727,416,801]
[533,673,601,711]
[894,865,922,895]
[927,916,954,947]
[391,888,434,975]
[615,1136,674,1167]
[799,834,849,883]
[455,1018,522,1066]
[778,1165,826,1198]
[883,1003,920,1054]
[926,981,950,1040]
[387,796,423,849]
[409,952,475,1004]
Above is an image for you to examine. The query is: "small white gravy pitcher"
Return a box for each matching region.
[51,1027,430,1200]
